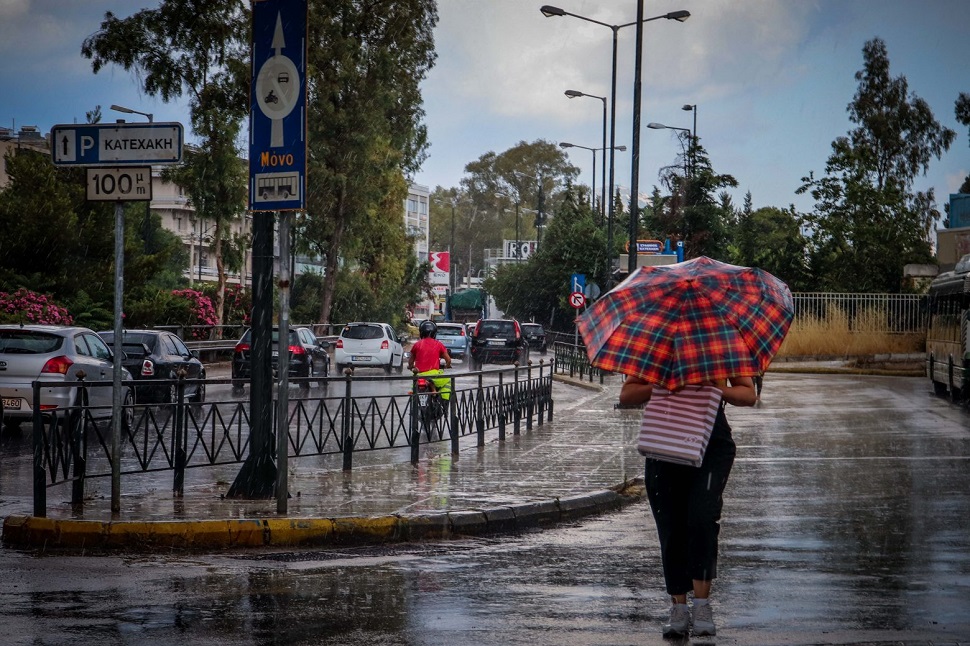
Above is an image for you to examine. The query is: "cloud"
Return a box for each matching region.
[431,0,819,126]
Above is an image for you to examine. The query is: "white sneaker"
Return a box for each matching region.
[691,602,716,636]
[662,604,690,637]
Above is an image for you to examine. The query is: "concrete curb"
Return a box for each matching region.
[551,373,605,391]
[1,478,645,552]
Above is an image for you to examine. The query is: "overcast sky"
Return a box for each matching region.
[2,0,968,218]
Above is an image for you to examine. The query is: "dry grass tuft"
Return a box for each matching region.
[778,305,924,358]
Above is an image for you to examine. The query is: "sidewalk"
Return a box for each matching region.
[3,374,649,550]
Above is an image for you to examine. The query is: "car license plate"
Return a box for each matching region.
[2,397,21,410]
[487,339,505,346]
[352,355,369,361]
[272,350,279,357]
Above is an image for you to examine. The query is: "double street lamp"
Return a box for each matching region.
[540,5,690,277]
[559,142,627,214]
[564,89,606,221]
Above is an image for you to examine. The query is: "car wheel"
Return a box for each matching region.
[190,379,206,404]
[2,418,22,433]
[384,360,393,375]
[395,356,404,373]
[300,360,312,390]
[121,388,135,432]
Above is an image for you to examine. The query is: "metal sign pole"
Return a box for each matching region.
[110,200,124,514]
[276,212,291,513]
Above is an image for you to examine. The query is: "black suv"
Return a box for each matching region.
[521,323,547,354]
[232,326,330,390]
[469,319,529,370]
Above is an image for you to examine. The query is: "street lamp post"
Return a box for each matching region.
[647,122,691,177]
[559,142,627,214]
[682,103,697,175]
[564,89,607,221]
[110,104,154,123]
[540,5,690,277]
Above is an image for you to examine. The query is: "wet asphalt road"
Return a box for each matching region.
[1,372,970,645]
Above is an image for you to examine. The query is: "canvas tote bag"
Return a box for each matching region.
[638,386,723,467]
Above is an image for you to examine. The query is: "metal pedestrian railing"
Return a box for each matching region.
[792,293,927,334]
[30,362,554,517]
[552,341,607,384]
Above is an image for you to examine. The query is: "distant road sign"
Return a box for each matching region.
[51,123,183,166]
[569,291,586,309]
[86,167,152,202]
[571,273,585,294]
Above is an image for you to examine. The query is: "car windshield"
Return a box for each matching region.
[0,330,65,354]
[523,325,543,334]
[437,327,463,337]
[342,325,383,340]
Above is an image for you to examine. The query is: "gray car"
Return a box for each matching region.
[435,322,469,360]
[0,325,133,431]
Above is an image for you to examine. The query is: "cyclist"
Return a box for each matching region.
[408,320,452,400]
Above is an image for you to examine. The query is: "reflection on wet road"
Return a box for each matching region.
[1,373,970,645]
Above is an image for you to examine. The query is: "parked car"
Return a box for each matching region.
[469,319,529,370]
[0,325,133,431]
[232,326,331,390]
[435,322,470,360]
[521,323,548,354]
[98,329,206,404]
[334,322,405,374]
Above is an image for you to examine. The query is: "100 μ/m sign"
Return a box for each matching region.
[86,167,152,202]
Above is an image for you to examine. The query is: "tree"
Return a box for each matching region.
[445,140,580,278]
[735,204,810,290]
[798,38,954,292]
[0,147,188,328]
[654,138,737,259]
[488,185,606,331]
[955,92,970,193]
[297,0,438,325]
[82,0,251,332]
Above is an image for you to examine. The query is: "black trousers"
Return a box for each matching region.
[644,406,736,595]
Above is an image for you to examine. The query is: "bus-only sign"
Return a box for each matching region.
[50,123,183,166]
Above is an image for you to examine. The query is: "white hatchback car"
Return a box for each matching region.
[333,322,405,374]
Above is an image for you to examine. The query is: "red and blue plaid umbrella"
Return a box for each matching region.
[576,256,794,390]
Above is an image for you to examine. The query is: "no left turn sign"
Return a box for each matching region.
[569,291,586,309]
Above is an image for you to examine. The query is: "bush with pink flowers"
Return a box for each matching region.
[0,288,74,325]
[170,289,218,339]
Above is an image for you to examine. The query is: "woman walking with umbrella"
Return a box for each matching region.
[578,257,793,638]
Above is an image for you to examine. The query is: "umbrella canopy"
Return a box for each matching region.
[577,256,794,390]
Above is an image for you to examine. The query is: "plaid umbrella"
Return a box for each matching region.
[576,256,794,390]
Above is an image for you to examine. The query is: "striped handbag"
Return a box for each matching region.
[638,386,723,467]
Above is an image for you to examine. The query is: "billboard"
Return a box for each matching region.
[504,240,537,260]
[429,251,450,286]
